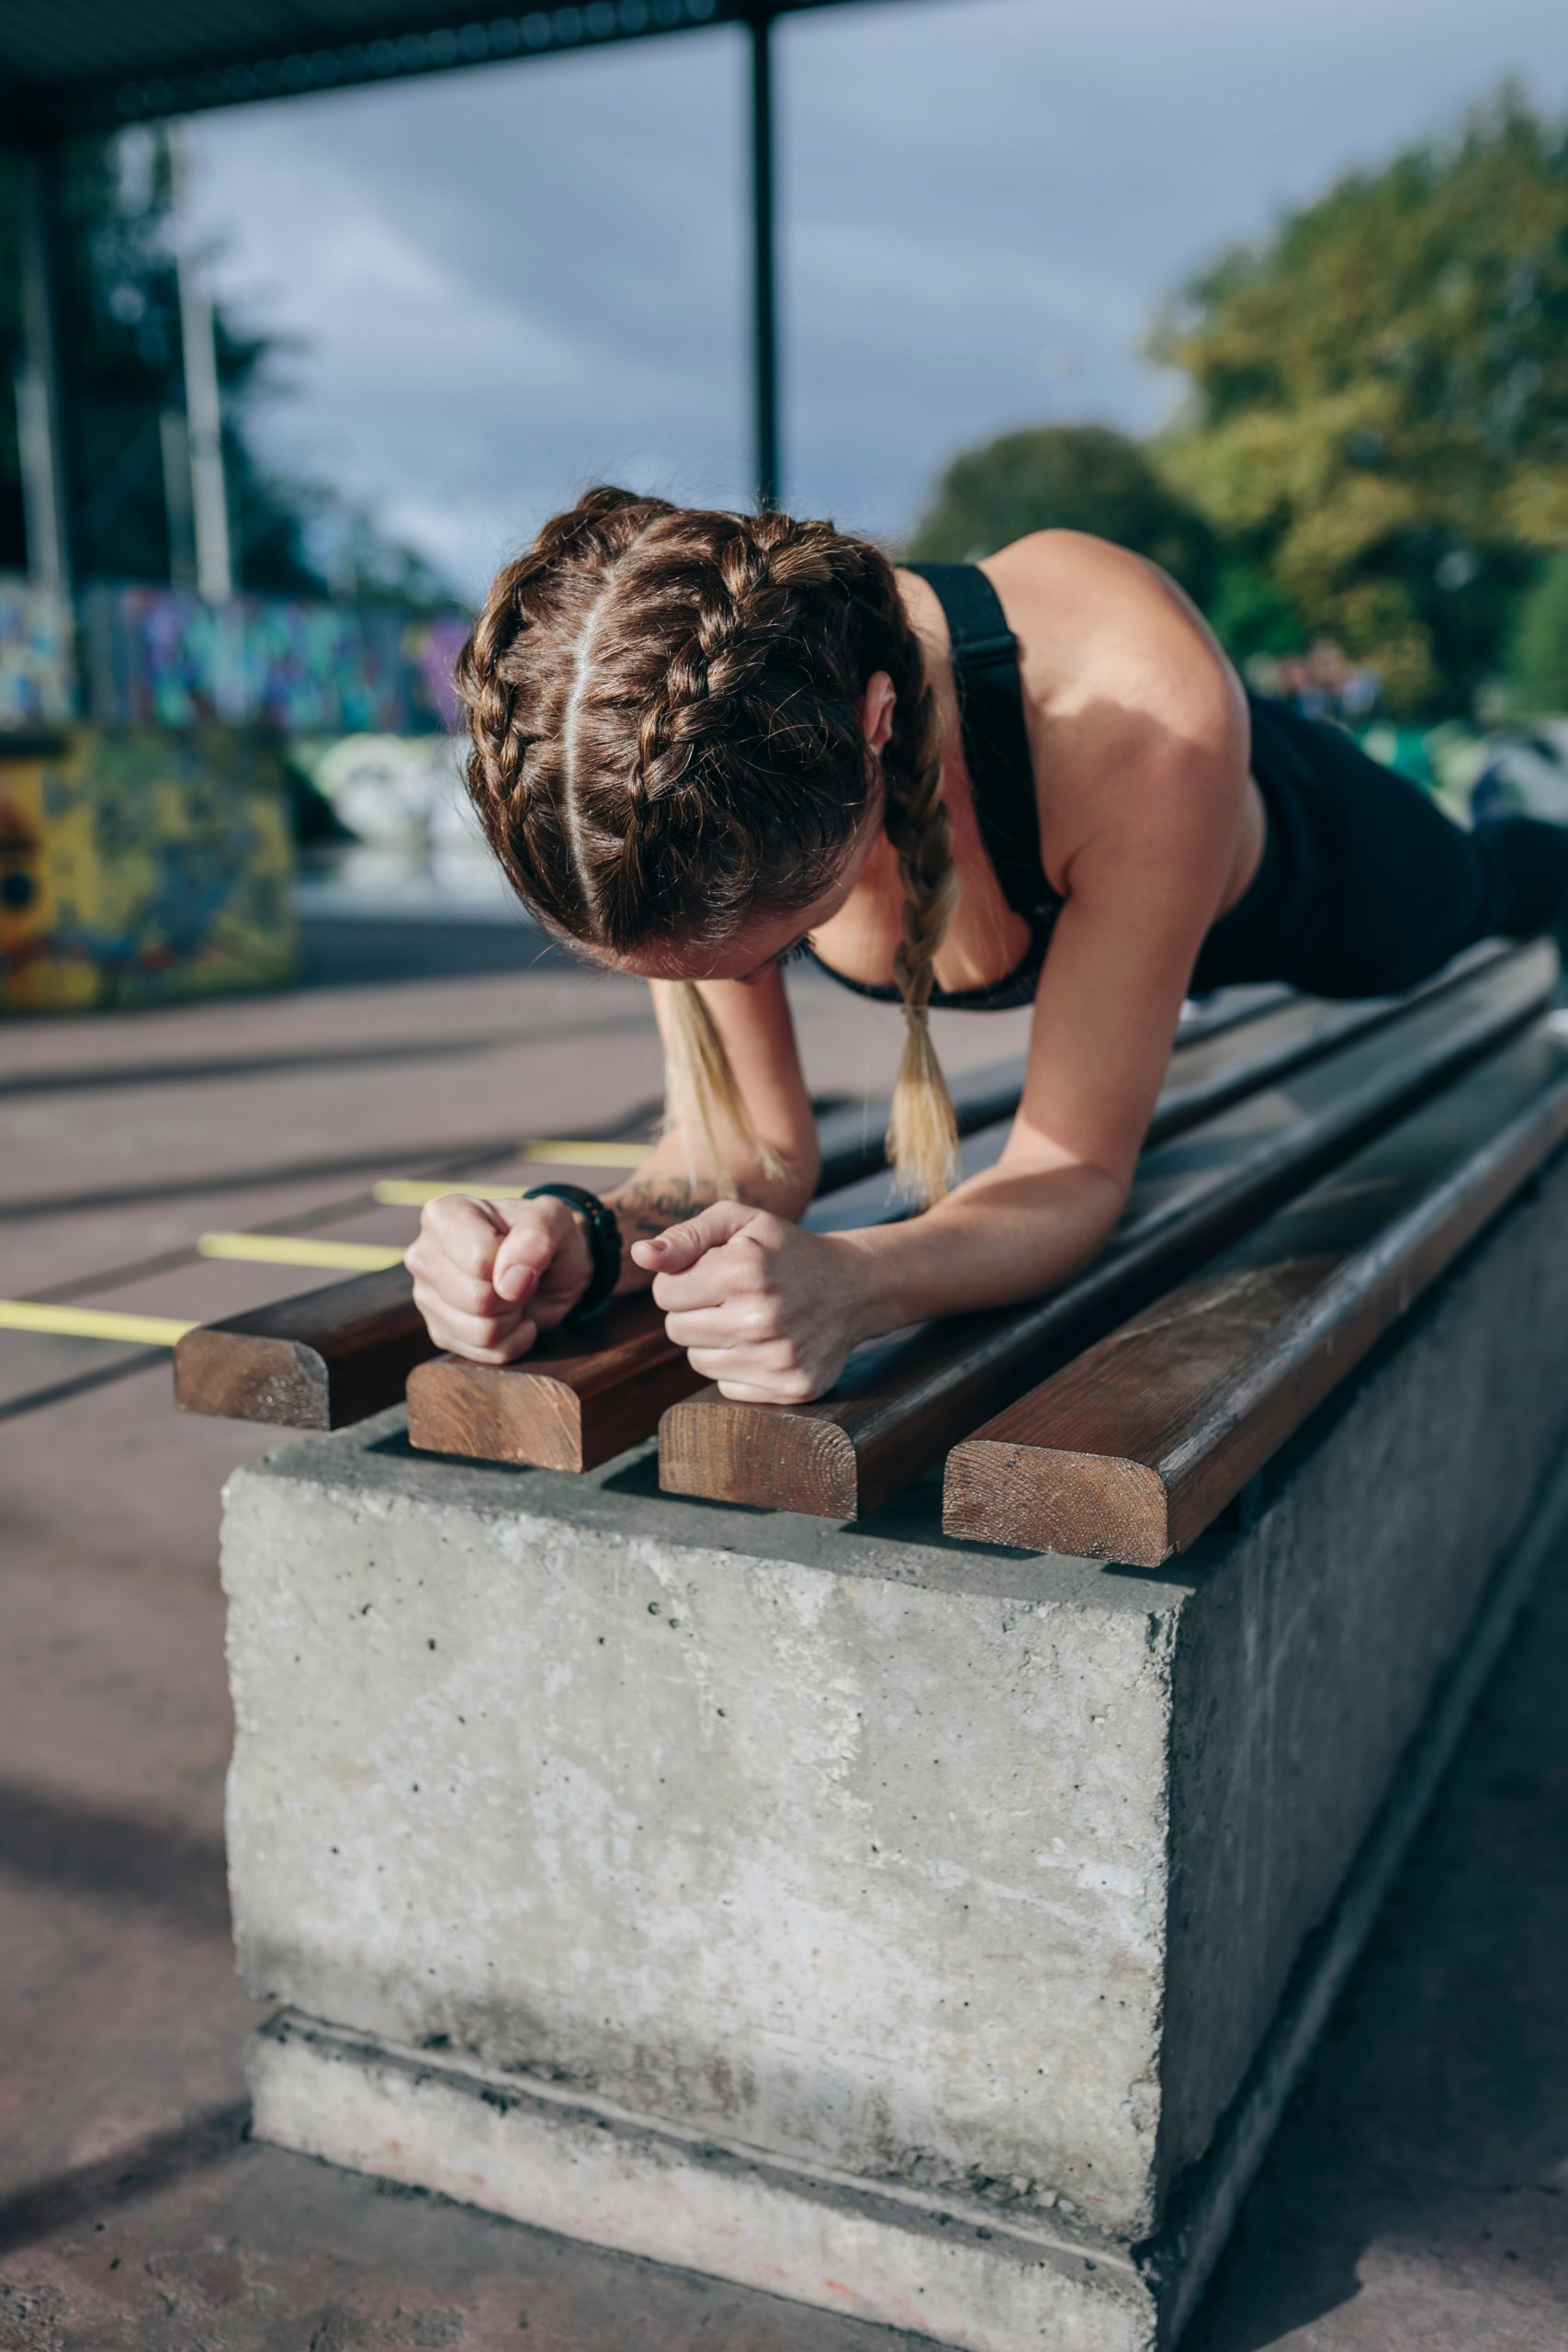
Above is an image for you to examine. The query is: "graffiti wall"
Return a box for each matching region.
[0,578,74,729]
[0,729,298,1012]
[401,613,468,729]
[77,587,467,735]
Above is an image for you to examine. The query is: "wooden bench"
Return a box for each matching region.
[175,940,1562,1567]
[943,1014,1568,1559]
[399,951,1510,1473]
[171,974,1314,1440]
[172,1052,1036,1432]
[659,943,1556,1519]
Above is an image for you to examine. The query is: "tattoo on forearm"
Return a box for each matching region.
[609,1173,755,1239]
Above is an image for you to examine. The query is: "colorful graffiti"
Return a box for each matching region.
[0,729,298,1012]
[75,585,468,735]
[402,613,469,729]
[0,577,74,729]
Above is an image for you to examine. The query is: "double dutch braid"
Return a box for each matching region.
[456,488,960,1201]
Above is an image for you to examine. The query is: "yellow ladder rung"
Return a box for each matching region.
[0,1301,197,1347]
[372,1140,652,1208]
[517,1138,649,1166]
[197,1233,406,1272]
[373,1179,532,1206]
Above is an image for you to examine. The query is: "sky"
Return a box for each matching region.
[181,0,1568,603]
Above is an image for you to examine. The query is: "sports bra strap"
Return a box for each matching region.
[903,561,1055,926]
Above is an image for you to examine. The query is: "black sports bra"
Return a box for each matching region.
[807,560,1062,1011]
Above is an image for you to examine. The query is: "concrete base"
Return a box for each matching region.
[222,1148,1568,2351]
[249,2012,1143,2352]
[243,1451,1565,2352]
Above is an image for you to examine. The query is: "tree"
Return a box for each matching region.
[1152,90,1568,713]
[1506,552,1568,712]
[906,423,1217,598]
[0,131,451,604]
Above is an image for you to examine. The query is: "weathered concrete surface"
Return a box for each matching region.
[250,2013,1144,2352]
[6,1359,1564,2352]
[225,1430,1185,2239]
[1158,1137,1568,2200]
[221,1147,1568,2345]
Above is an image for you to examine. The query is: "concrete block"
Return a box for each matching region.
[222,1148,1568,2348]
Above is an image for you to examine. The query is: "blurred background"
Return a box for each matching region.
[3,7,1568,2348]
[4,0,1568,1004]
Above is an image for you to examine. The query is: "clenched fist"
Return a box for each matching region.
[405,1192,594,1364]
[632,1201,872,1403]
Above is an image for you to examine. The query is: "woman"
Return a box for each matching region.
[407,486,1567,1404]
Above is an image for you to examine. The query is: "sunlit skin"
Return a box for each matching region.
[405,529,1267,1402]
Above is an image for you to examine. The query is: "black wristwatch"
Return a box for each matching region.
[523,1182,623,1323]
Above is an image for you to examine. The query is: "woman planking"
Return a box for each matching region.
[406,487,1568,1405]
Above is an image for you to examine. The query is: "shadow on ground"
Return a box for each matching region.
[1183,1531,1568,2352]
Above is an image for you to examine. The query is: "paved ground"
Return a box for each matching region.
[1,942,1564,2351]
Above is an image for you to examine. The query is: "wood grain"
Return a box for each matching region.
[167,1057,1023,1435]
[168,948,1504,1442]
[657,944,1555,1520]
[169,983,1292,1434]
[172,1265,429,1430]
[942,1020,1568,1559]
[405,1291,704,1471]
[400,978,1438,1471]
[1146,942,1505,1147]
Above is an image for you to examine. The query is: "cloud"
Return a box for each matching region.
[184,0,1568,591]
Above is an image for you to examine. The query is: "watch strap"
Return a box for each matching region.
[522,1182,623,1322]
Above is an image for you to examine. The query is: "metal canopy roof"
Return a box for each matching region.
[0,0,889,140]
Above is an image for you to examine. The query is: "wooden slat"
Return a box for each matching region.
[943,1020,1568,1560]
[172,1056,1027,1430]
[402,976,1452,1471]
[173,1265,428,1430]
[405,1291,702,1471]
[403,950,1524,1474]
[172,982,1288,1432]
[657,944,1555,1520]
[1145,943,1505,1147]
[168,956,1503,1437]
[816,1050,1019,1191]
[816,945,1508,1235]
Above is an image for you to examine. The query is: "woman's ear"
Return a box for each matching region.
[861,671,897,756]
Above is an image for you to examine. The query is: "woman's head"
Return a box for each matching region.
[456,487,959,1199]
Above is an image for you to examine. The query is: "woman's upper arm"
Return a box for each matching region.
[1006,743,1248,1194]
[989,529,1250,853]
[987,529,1254,1193]
[650,969,819,1198]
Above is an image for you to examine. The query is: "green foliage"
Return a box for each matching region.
[1201,555,1305,664]
[1505,551,1568,712]
[906,423,1217,596]
[1152,88,1568,712]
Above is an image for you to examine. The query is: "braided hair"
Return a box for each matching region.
[456,487,960,1201]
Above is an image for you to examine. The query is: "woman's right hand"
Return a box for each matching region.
[404,1193,595,1363]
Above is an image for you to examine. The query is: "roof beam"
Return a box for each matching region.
[0,0,913,141]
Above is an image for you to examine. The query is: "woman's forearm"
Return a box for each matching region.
[834,1157,1127,1338]
[603,1134,818,1295]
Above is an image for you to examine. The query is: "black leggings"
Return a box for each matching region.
[1192,694,1568,999]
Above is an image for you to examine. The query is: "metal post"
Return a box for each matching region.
[171,129,234,604]
[176,240,234,604]
[16,147,73,593]
[160,408,197,589]
[748,8,781,511]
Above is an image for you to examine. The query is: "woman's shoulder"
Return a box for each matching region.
[983,530,1246,778]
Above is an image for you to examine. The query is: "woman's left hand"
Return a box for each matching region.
[632,1204,871,1403]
